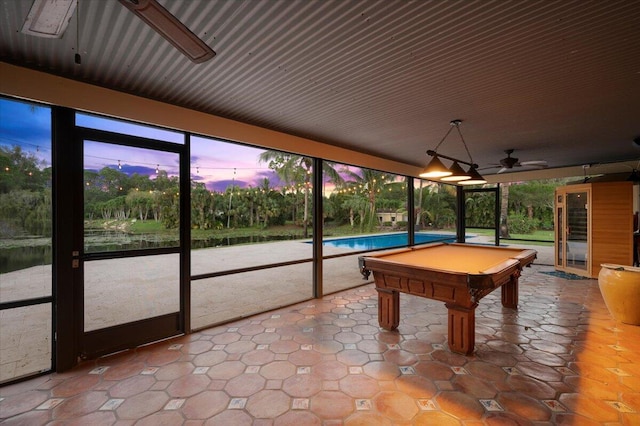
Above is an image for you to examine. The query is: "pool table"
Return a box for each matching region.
[359,243,537,354]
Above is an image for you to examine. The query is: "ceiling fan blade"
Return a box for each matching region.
[520,160,548,166]
[497,167,508,174]
[119,0,215,63]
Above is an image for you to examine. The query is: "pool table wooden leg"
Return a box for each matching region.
[445,304,476,355]
[501,274,519,309]
[377,288,399,330]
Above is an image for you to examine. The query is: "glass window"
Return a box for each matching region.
[323,164,408,249]
[322,163,408,294]
[190,136,313,273]
[190,136,315,330]
[76,112,185,144]
[0,97,52,382]
[191,263,313,329]
[83,141,180,253]
[84,254,180,331]
[413,178,457,243]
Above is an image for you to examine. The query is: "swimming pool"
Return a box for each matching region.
[322,232,457,250]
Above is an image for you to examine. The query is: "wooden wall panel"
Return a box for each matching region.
[591,182,633,277]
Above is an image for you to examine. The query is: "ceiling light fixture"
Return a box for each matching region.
[419,120,486,185]
[21,0,77,38]
[119,0,215,63]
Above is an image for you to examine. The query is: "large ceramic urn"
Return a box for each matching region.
[598,264,640,325]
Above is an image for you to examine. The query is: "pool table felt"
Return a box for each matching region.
[368,243,534,274]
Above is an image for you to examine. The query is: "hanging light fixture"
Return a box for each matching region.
[460,165,487,185]
[441,161,470,182]
[419,119,486,185]
[418,154,451,178]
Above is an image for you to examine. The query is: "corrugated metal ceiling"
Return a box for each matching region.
[1,0,639,179]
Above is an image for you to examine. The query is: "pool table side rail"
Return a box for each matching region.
[358,244,537,304]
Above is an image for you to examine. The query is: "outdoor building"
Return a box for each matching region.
[1,1,639,424]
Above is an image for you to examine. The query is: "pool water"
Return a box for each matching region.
[322,233,457,250]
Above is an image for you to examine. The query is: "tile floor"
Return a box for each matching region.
[1,264,639,425]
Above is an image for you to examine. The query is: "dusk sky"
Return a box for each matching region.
[1,97,405,193]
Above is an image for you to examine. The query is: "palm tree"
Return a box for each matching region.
[259,152,343,237]
[339,168,392,231]
[500,182,511,238]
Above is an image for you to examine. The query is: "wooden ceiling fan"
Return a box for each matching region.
[119,0,215,63]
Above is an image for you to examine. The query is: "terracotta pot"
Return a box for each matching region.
[598,264,640,325]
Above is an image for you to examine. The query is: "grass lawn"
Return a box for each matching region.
[467,228,554,246]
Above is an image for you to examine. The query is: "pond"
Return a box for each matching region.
[0,245,52,274]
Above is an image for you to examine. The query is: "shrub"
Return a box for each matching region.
[507,213,538,234]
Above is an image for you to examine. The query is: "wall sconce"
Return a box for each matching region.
[419,120,486,185]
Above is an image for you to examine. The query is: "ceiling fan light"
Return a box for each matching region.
[419,155,452,178]
[460,166,487,185]
[441,161,471,181]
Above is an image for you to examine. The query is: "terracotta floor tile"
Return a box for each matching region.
[101,362,145,381]
[558,393,620,423]
[336,349,371,366]
[4,270,640,425]
[51,390,108,420]
[107,375,155,398]
[452,375,497,399]
[152,361,194,381]
[0,390,49,418]
[259,361,296,380]
[362,361,400,381]
[465,361,508,382]
[521,349,567,366]
[225,373,266,397]
[274,410,322,426]
[413,411,461,425]
[206,360,245,380]
[394,375,437,399]
[310,390,354,419]
[49,375,100,398]
[115,390,169,419]
[497,391,551,421]
[181,390,229,420]
[515,361,564,382]
[135,410,184,426]
[205,408,253,425]
[287,349,323,366]
[414,361,454,381]
[166,374,210,397]
[245,389,291,419]
[339,374,379,398]
[344,412,393,426]
[436,391,485,420]
[144,350,182,367]
[54,411,116,425]
[314,360,348,381]
[373,390,419,421]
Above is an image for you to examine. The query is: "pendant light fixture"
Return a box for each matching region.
[419,120,486,185]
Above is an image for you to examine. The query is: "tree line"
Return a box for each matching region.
[1,145,559,240]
